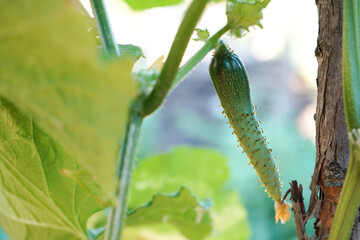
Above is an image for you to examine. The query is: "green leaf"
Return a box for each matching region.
[123,0,184,11]
[0,98,104,239]
[123,226,186,240]
[128,147,250,239]
[118,44,144,61]
[129,148,228,207]
[133,68,160,95]
[226,0,270,37]
[127,187,212,240]
[0,0,136,200]
[207,192,249,240]
[88,227,106,240]
[0,217,80,240]
[194,28,210,42]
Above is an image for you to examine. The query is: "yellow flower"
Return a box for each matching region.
[275,201,291,224]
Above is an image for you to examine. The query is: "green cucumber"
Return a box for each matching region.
[209,41,290,223]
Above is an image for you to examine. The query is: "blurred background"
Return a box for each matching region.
[0,0,318,239]
[115,0,317,239]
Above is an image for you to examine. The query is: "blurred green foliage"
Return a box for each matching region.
[124,0,183,11]
[0,228,6,240]
[130,147,250,239]
[136,63,316,239]
[127,187,212,240]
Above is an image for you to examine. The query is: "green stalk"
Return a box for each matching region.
[89,0,119,56]
[141,0,210,117]
[104,21,229,240]
[329,131,360,240]
[171,24,231,90]
[329,0,360,239]
[104,106,143,240]
[88,0,136,238]
[342,0,360,130]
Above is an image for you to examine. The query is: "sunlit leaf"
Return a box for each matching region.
[118,44,144,61]
[127,187,212,240]
[208,192,249,240]
[123,226,186,240]
[87,187,213,240]
[0,99,104,239]
[128,147,250,239]
[129,148,228,207]
[193,28,210,42]
[226,0,270,37]
[0,0,136,201]
[123,0,184,11]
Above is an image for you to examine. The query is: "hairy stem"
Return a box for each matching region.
[141,0,210,117]
[89,0,119,56]
[104,107,143,240]
[171,24,231,90]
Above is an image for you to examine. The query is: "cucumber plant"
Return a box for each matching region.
[0,0,296,239]
[209,41,290,224]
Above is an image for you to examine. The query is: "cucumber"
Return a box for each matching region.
[209,41,290,223]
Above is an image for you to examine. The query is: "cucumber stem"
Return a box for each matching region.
[328,137,360,240]
[141,0,210,117]
[89,0,119,56]
[171,24,231,90]
[104,105,143,240]
[342,0,360,130]
[329,0,360,238]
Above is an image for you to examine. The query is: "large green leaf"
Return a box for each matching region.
[123,226,187,240]
[128,147,250,239]
[127,187,211,240]
[129,148,228,207]
[0,214,80,240]
[86,188,212,240]
[0,99,103,239]
[124,0,184,11]
[0,0,136,200]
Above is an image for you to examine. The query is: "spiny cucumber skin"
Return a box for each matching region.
[209,42,282,202]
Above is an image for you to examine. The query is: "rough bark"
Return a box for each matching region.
[307,0,355,239]
[290,181,310,240]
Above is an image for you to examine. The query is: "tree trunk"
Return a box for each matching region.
[307,0,357,239]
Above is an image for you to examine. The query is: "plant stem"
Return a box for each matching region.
[141,0,210,117]
[329,132,360,240]
[104,106,143,240]
[328,0,360,238]
[171,24,231,90]
[342,0,360,130]
[89,0,119,56]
